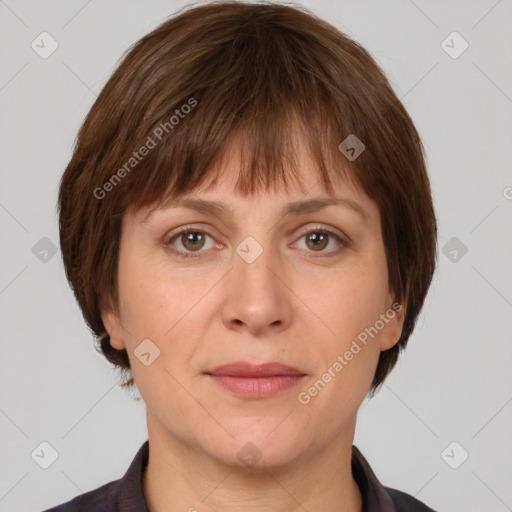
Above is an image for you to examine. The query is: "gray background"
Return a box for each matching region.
[1,0,511,511]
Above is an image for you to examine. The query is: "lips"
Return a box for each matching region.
[206,361,305,378]
[205,361,306,399]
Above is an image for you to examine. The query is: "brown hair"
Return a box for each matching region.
[58,0,437,393]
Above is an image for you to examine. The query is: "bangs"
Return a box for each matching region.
[120,105,355,216]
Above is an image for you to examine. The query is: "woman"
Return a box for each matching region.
[46,2,438,510]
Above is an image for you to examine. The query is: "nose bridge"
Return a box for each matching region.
[222,232,291,333]
[234,233,279,298]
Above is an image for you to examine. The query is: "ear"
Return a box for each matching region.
[101,309,126,350]
[379,295,406,351]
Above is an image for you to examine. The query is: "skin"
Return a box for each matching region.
[103,136,405,512]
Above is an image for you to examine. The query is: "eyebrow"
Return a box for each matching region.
[142,196,369,225]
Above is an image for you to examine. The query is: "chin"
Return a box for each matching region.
[205,419,308,470]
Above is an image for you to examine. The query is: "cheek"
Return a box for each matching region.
[307,261,388,338]
[119,275,167,335]
[118,257,208,370]
[297,253,388,400]
[118,250,185,333]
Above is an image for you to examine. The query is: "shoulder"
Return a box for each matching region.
[40,479,119,512]
[386,487,438,511]
[41,440,150,512]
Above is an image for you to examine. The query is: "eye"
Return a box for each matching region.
[164,224,349,260]
[293,226,348,255]
[165,227,217,259]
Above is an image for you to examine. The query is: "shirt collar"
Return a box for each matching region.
[115,441,396,512]
[351,445,397,511]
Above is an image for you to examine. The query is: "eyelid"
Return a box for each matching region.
[164,223,218,242]
[295,223,349,243]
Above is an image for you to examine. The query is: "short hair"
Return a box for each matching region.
[58,1,437,393]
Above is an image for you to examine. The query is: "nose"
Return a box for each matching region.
[221,240,292,336]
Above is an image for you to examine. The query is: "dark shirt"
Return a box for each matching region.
[42,441,436,511]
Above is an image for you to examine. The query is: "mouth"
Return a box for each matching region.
[204,361,307,399]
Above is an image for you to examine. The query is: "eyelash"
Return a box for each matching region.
[164,225,349,260]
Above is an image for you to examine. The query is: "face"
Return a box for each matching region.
[103,138,404,470]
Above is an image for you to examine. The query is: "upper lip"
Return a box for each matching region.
[206,361,306,378]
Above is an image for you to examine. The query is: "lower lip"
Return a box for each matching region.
[207,375,306,399]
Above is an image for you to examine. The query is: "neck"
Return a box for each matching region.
[142,419,363,512]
